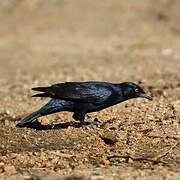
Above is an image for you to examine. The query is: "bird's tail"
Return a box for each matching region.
[32,86,51,92]
[16,110,42,127]
[31,86,55,98]
[16,99,64,127]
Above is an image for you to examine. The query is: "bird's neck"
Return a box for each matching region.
[114,85,132,103]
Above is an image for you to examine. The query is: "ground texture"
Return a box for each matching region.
[0,1,180,179]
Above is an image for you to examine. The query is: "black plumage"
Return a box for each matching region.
[16,81,152,127]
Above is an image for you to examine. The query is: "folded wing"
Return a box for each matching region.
[32,82,115,104]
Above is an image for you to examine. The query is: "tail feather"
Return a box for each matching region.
[32,92,54,98]
[16,111,41,127]
[32,86,56,98]
[32,86,51,92]
[16,99,64,128]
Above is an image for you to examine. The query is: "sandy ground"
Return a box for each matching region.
[0,0,180,179]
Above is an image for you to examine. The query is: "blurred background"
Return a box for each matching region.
[0,0,179,94]
[0,2,180,178]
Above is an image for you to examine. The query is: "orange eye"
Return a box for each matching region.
[135,88,139,92]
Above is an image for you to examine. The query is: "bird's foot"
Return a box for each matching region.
[82,118,103,126]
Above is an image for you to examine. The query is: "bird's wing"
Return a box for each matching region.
[32,82,116,104]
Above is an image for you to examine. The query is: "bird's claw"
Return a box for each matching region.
[49,123,55,129]
[82,118,103,126]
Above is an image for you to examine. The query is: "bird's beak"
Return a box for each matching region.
[139,93,153,100]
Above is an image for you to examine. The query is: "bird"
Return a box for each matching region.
[16,81,152,127]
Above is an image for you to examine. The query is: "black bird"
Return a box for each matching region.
[16,81,152,127]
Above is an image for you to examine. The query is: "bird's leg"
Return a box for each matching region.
[73,112,92,125]
[73,112,85,122]
[73,112,103,126]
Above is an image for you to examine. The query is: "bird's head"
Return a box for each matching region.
[120,82,153,101]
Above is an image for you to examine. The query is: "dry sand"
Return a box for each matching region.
[0,1,180,179]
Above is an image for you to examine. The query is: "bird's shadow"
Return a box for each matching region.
[19,120,87,130]
[16,118,115,130]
